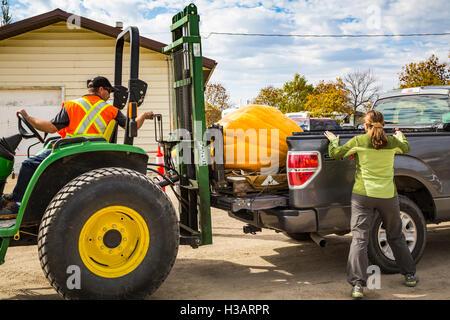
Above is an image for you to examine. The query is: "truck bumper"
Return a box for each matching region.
[259,209,317,233]
[211,194,317,233]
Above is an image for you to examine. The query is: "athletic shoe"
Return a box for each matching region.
[404,273,419,287]
[351,281,364,299]
[0,202,19,220]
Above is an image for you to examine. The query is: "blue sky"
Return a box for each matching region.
[8,0,450,106]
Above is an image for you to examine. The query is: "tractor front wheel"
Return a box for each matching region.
[37,167,179,299]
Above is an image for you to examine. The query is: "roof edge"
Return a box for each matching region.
[0,8,217,70]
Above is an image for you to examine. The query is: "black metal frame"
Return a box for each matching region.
[112,26,148,145]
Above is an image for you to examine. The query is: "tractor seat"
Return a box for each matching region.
[103,119,117,142]
[41,119,117,153]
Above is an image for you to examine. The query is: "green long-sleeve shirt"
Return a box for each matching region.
[328,133,410,199]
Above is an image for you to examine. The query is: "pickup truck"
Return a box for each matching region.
[211,85,450,273]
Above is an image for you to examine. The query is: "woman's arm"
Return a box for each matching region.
[324,131,357,159]
[392,129,410,154]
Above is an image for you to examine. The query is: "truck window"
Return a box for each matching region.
[290,118,309,131]
[373,95,449,125]
[310,119,341,131]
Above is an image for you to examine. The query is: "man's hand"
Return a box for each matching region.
[17,109,30,120]
[143,111,154,120]
[135,111,155,130]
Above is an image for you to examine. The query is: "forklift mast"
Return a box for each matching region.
[162,4,212,247]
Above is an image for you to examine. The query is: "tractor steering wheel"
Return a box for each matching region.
[17,112,46,143]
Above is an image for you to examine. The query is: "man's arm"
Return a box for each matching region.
[136,111,154,130]
[17,109,58,134]
[115,110,154,130]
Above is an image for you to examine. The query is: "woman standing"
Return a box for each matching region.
[324,110,418,299]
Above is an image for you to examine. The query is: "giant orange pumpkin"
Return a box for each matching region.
[218,105,303,172]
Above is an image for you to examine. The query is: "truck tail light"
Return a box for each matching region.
[287,152,321,188]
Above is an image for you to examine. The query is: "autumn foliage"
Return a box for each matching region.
[304,78,352,119]
[204,83,232,126]
[399,54,450,88]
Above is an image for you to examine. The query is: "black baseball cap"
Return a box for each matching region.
[87,76,118,92]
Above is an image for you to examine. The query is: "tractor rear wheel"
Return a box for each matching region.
[37,167,179,299]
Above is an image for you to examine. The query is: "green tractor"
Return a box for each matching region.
[0,25,182,299]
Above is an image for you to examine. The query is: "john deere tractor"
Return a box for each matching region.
[0,3,214,299]
[0,25,180,299]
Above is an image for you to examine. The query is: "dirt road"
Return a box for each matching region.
[1,182,450,300]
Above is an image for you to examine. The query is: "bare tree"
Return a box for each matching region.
[1,0,12,26]
[344,69,380,114]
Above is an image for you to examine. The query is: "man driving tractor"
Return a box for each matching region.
[0,76,154,219]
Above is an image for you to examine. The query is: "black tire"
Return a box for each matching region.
[37,167,179,299]
[284,232,311,242]
[368,195,426,274]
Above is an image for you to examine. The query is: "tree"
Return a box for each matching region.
[304,78,352,121]
[344,69,380,114]
[205,102,223,127]
[204,82,231,126]
[252,85,283,108]
[278,74,314,113]
[1,0,12,26]
[398,54,450,88]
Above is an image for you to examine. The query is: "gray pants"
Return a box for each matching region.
[347,193,416,286]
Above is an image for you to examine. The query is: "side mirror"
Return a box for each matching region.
[129,79,148,107]
[113,85,129,110]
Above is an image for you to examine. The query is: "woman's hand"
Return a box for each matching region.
[324,131,339,141]
[394,127,403,137]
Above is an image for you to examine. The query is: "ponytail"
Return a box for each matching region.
[364,110,388,149]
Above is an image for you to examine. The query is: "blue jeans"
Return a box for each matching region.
[11,149,52,203]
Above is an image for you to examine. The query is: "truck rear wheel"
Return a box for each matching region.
[37,167,179,299]
[368,195,426,274]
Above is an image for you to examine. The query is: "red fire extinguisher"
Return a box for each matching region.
[156,146,165,191]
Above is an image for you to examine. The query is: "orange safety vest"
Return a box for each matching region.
[58,95,118,138]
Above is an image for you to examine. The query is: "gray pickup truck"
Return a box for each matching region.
[212,85,450,273]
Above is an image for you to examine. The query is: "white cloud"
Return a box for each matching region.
[7,0,450,105]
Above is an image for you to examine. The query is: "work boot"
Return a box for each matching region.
[404,273,419,287]
[0,194,13,209]
[351,281,364,299]
[0,202,19,220]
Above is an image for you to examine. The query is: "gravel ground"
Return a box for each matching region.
[1,180,450,300]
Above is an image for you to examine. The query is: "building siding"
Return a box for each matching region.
[0,21,172,158]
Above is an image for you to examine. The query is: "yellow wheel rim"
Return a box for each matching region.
[78,206,150,278]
